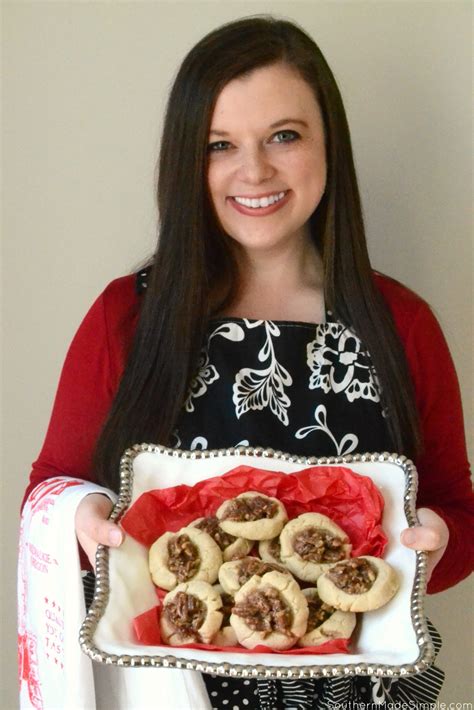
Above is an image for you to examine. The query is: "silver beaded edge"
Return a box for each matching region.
[79,446,435,678]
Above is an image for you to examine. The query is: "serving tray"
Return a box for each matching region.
[79,445,435,678]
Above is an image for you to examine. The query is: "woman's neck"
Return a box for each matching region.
[220,237,326,323]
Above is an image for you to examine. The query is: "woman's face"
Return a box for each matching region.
[207,62,327,259]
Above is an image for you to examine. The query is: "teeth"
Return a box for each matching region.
[234,191,286,209]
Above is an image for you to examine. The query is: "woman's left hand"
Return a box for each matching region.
[400,507,450,582]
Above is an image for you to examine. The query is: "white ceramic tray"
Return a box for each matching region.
[79,446,435,678]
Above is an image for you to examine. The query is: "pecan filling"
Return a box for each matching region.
[163,592,205,640]
[167,534,200,582]
[195,516,236,550]
[268,538,282,561]
[327,558,377,594]
[222,496,278,522]
[220,592,235,626]
[306,596,335,632]
[293,527,346,563]
[233,587,293,636]
[237,558,285,586]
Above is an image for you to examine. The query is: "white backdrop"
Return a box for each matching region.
[2,1,472,707]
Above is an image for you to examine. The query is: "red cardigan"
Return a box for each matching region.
[25,272,473,594]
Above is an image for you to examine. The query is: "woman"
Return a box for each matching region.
[24,16,472,710]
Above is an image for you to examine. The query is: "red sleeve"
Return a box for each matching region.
[375,274,474,593]
[22,275,139,509]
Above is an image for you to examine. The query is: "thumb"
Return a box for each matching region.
[85,514,123,547]
[76,494,123,547]
[400,525,444,551]
[99,521,123,547]
[400,508,449,552]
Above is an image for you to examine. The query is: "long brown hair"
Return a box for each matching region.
[94,16,420,490]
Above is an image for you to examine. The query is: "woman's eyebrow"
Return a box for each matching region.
[269,118,309,129]
[209,117,309,137]
[209,129,230,137]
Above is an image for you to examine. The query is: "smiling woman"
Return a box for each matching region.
[21,13,473,710]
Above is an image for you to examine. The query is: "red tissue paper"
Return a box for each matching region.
[121,465,387,654]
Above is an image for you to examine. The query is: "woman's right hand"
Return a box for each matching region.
[75,493,123,569]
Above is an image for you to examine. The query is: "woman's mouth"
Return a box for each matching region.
[228,190,290,216]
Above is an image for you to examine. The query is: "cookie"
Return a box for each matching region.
[317,556,399,612]
[230,570,308,650]
[280,513,352,582]
[149,526,222,591]
[218,556,292,596]
[216,492,287,540]
[190,516,253,561]
[160,580,223,645]
[297,587,356,647]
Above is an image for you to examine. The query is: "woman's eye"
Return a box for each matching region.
[271,130,300,144]
[207,141,231,153]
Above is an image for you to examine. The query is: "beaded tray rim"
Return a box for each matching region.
[79,445,435,678]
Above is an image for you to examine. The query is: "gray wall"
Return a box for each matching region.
[3,2,472,707]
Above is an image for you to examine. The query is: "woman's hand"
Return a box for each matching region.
[400,507,449,582]
[75,493,123,569]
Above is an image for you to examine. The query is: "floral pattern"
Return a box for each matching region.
[173,315,391,458]
[233,320,292,426]
[295,404,358,455]
[307,324,380,402]
[184,349,219,413]
[185,322,245,412]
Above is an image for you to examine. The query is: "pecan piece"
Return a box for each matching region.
[233,587,293,636]
[293,527,346,563]
[163,591,206,641]
[167,534,200,583]
[222,495,278,522]
[327,558,377,594]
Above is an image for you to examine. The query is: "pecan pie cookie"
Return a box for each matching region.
[190,515,253,561]
[149,526,222,591]
[216,492,288,540]
[317,555,399,612]
[218,556,292,596]
[230,570,309,650]
[280,512,352,582]
[160,580,223,645]
[297,587,356,647]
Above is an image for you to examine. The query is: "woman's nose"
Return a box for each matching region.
[237,147,275,184]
